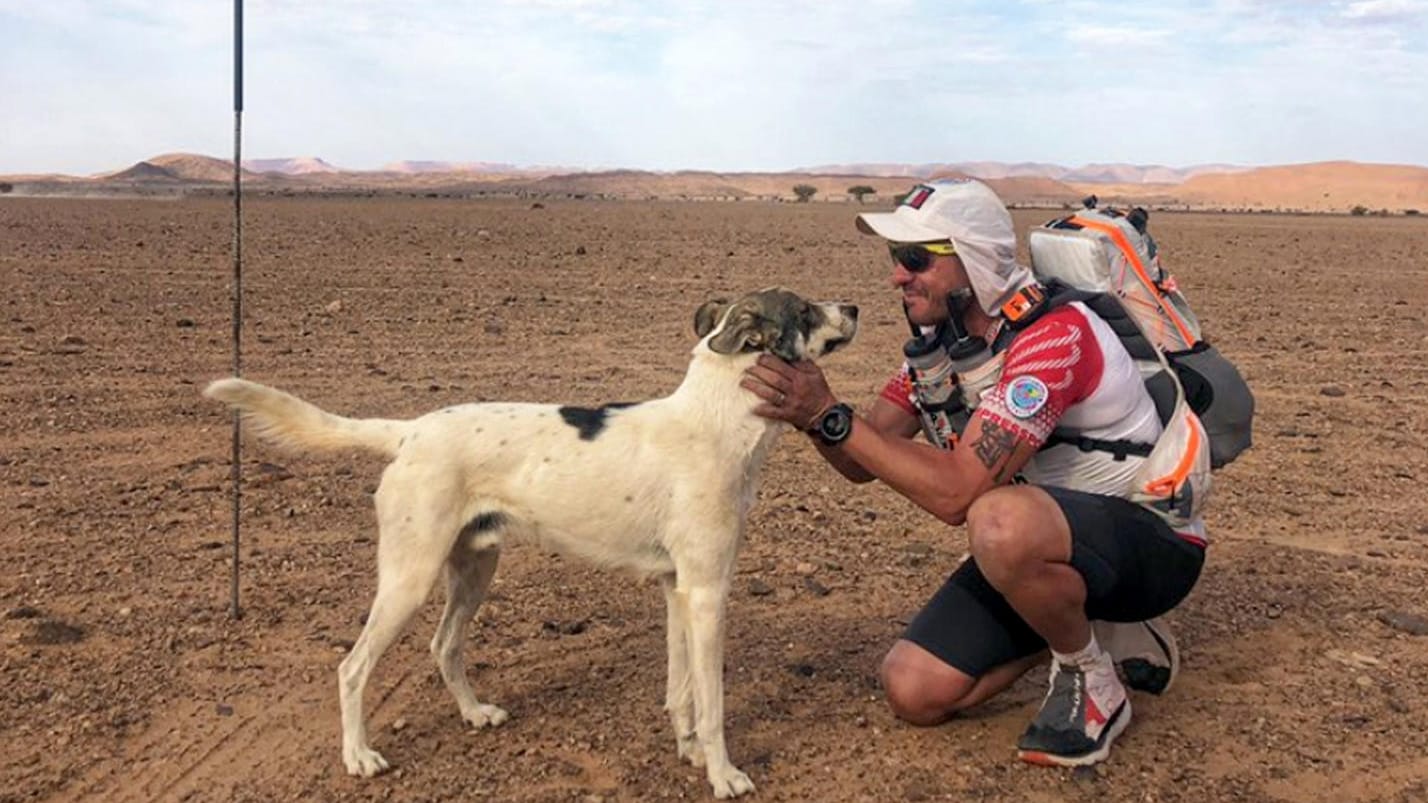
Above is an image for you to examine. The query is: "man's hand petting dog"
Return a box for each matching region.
[741,353,839,431]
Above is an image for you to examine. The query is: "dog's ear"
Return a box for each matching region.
[708,309,782,356]
[694,298,730,338]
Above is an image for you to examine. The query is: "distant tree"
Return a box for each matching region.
[792,184,818,203]
[1350,204,1369,216]
[847,185,876,204]
[1406,209,1421,216]
[0,182,12,194]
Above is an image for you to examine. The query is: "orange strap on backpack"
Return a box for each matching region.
[1067,215,1197,347]
[1000,284,1046,324]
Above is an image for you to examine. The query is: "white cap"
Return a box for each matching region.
[856,178,1033,316]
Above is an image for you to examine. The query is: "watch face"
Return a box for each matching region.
[820,404,853,443]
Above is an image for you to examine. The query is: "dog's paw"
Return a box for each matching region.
[461,703,509,730]
[677,734,705,768]
[343,745,391,777]
[708,766,755,799]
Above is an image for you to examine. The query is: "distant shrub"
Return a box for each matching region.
[1406,209,1421,216]
[1350,204,1369,216]
[847,185,876,204]
[0,182,12,194]
[793,184,818,202]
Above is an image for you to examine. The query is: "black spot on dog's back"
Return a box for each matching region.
[558,402,638,441]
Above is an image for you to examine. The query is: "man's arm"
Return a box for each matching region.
[833,410,1037,525]
[746,305,1104,526]
[811,397,921,483]
[740,355,922,483]
[741,354,1035,519]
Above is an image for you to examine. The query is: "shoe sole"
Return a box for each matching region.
[1017,699,1132,768]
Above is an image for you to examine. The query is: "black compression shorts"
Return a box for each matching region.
[901,485,1205,678]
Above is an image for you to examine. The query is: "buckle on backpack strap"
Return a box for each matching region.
[1001,285,1046,323]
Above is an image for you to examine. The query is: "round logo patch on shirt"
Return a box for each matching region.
[1005,376,1049,419]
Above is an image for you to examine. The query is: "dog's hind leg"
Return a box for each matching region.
[430,545,508,730]
[339,491,461,777]
[660,572,702,767]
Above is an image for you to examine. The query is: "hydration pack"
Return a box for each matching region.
[1025,201,1255,469]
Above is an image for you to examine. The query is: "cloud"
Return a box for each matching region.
[1341,0,1428,22]
[1064,23,1173,47]
[2,0,1426,173]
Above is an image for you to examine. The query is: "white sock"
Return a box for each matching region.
[1052,633,1109,670]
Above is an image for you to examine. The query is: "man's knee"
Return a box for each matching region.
[967,487,1066,584]
[966,488,1037,577]
[879,642,971,726]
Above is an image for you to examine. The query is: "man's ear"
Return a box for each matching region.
[694,298,729,338]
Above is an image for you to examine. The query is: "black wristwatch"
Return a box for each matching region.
[811,402,855,446]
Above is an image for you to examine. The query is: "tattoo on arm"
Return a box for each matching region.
[972,420,1019,472]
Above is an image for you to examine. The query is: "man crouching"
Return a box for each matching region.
[742,179,1207,766]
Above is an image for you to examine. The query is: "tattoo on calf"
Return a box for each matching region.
[972,421,1019,471]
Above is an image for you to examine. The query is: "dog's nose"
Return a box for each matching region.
[843,304,859,321]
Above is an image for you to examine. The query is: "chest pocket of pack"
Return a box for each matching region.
[1129,380,1212,529]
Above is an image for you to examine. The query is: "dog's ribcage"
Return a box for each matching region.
[396,393,780,577]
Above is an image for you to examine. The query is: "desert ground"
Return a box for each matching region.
[2,196,1426,803]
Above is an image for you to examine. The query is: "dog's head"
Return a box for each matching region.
[693,287,858,362]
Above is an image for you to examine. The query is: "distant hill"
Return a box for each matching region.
[1059,163,1251,184]
[799,161,1251,185]
[380,160,524,174]
[948,162,1071,180]
[244,156,341,174]
[797,163,967,179]
[102,161,181,182]
[4,154,1425,212]
[96,153,264,182]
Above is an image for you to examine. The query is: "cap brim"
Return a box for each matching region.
[855,210,948,243]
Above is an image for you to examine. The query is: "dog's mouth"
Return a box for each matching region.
[821,336,851,355]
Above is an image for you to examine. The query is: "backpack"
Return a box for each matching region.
[1025,201,1255,469]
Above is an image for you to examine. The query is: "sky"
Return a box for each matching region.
[2,0,1426,175]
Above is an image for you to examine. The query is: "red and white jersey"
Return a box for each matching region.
[881,302,1202,538]
[973,302,1160,495]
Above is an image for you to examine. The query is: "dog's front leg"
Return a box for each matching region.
[660,573,701,767]
[685,582,755,799]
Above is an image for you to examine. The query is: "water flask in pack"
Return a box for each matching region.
[903,333,961,449]
[903,291,996,449]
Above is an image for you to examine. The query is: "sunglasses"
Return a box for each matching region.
[889,242,957,273]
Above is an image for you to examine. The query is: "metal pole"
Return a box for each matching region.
[230,0,245,620]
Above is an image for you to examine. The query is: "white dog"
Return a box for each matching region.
[204,287,858,799]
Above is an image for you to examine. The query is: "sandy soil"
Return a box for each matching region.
[1,197,1426,803]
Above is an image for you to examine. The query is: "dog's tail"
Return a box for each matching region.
[203,378,410,458]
